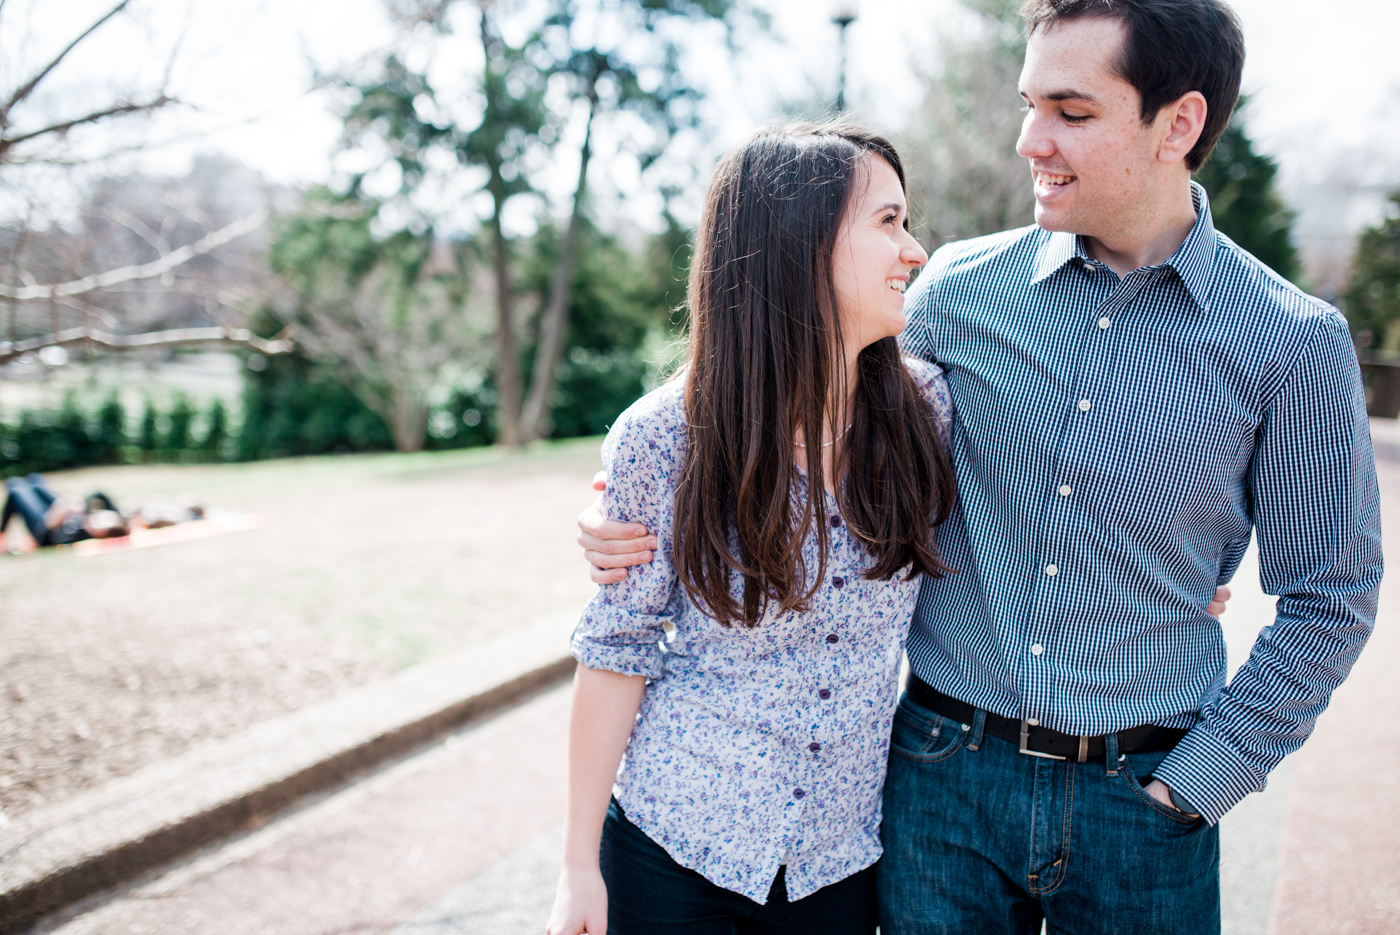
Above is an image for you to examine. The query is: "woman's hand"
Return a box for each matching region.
[545,864,609,935]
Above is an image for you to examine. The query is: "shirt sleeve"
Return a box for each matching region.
[903,356,954,447]
[570,398,683,679]
[897,252,945,366]
[1152,312,1384,823]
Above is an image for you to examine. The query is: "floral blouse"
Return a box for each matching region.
[571,357,953,904]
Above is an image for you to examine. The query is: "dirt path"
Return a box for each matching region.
[0,441,603,823]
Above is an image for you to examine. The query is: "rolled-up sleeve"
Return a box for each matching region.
[1153,312,1384,823]
[570,397,684,679]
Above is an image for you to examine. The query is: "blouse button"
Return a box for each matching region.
[817,688,832,700]
[832,576,845,588]
[826,634,840,644]
[793,788,806,799]
[809,742,822,752]
[830,516,842,528]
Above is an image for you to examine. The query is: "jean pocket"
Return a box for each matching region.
[888,704,968,763]
[1115,756,1202,827]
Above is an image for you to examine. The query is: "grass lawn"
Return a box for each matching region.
[0,439,604,821]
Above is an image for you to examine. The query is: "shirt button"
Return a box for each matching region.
[832,576,845,589]
[1044,564,1058,576]
[1098,317,1111,330]
[826,634,840,644]
[793,788,806,799]
[1027,717,1040,726]
[1078,399,1092,412]
[818,688,832,700]
[1058,484,1072,497]
[1031,643,1044,656]
[809,742,822,752]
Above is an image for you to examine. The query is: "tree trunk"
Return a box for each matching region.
[389,387,427,453]
[490,211,524,447]
[520,87,598,443]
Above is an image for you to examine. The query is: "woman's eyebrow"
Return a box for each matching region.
[871,201,905,216]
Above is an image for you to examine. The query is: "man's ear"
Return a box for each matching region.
[1157,91,1208,167]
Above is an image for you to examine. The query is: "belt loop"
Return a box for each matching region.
[1077,735,1089,763]
[967,709,987,751]
[1105,732,1121,777]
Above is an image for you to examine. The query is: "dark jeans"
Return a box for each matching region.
[599,799,878,935]
[878,692,1220,935]
[1,475,114,546]
[2,474,60,544]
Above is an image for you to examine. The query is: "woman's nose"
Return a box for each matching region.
[902,235,929,267]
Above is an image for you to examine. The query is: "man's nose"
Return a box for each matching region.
[1015,113,1053,160]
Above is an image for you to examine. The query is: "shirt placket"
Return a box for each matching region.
[796,510,848,821]
[1023,264,1156,724]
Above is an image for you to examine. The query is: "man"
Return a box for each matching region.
[579,0,1383,931]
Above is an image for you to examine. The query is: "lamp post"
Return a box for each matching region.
[832,4,857,112]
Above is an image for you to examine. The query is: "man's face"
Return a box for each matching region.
[1015,17,1165,241]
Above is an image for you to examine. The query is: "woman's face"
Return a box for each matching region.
[830,156,928,355]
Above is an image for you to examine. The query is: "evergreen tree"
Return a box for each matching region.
[1343,192,1400,351]
[1193,101,1299,282]
[202,398,230,460]
[166,394,195,455]
[139,399,160,461]
[96,393,127,464]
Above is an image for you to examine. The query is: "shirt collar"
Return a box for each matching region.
[1029,181,1219,312]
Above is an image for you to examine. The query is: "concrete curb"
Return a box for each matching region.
[0,617,576,933]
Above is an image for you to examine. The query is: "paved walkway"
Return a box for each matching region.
[30,438,1400,935]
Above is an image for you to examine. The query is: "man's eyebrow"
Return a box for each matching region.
[1043,88,1100,104]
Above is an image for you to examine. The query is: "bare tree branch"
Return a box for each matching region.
[0,325,293,365]
[0,0,132,129]
[0,209,267,301]
[0,95,176,161]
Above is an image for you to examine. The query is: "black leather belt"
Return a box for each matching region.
[907,675,1188,762]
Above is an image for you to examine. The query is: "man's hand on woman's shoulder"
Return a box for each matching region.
[578,471,656,584]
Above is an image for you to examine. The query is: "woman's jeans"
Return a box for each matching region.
[599,799,878,935]
[2,474,59,544]
[878,692,1220,935]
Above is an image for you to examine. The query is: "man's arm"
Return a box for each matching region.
[1152,313,1384,824]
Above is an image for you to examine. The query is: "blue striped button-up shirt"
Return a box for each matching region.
[899,183,1383,824]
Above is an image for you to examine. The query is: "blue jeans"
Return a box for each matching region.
[878,693,1220,935]
[600,799,878,934]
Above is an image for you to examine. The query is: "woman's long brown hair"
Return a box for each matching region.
[673,121,956,628]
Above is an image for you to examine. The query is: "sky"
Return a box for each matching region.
[3,0,1399,250]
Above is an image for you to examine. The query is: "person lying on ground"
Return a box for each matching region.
[1,474,127,546]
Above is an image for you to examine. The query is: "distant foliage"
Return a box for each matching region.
[0,392,239,477]
[906,0,1032,244]
[1344,192,1400,351]
[240,213,686,458]
[1194,103,1299,282]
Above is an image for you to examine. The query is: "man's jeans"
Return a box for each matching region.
[878,692,1220,935]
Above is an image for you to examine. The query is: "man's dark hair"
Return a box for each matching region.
[1020,0,1245,171]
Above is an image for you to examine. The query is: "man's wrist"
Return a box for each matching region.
[1162,781,1200,817]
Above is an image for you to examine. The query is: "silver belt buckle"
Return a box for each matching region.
[1019,719,1067,760]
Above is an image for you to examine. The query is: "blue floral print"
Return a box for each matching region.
[571,357,952,904]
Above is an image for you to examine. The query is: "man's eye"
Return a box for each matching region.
[1063,113,1090,124]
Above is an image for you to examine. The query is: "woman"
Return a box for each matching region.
[545,121,954,935]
